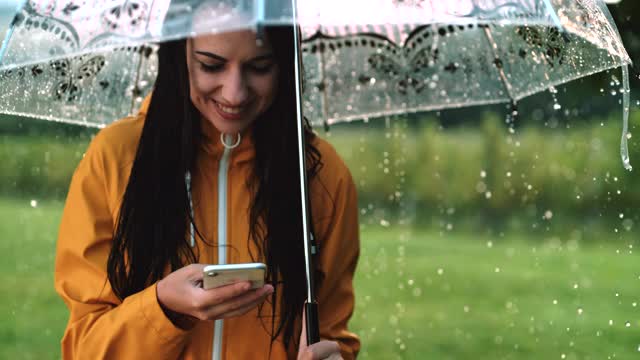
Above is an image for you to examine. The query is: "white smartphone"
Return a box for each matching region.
[202,263,266,290]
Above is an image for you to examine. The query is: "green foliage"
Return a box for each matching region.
[1,110,639,234]
[327,110,640,237]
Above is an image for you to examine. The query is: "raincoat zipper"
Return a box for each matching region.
[212,143,232,360]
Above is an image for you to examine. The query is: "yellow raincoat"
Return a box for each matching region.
[54,97,360,359]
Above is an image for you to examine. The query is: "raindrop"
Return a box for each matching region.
[573,283,579,289]
[625,321,631,328]
[463,305,470,313]
[561,354,566,359]
[553,299,558,305]
[577,307,583,315]
[543,210,553,220]
[30,200,38,208]
[609,320,614,326]
[553,103,562,110]
[380,219,390,227]
[632,302,637,307]
[437,268,444,275]
[485,191,492,199]
[495,267,501,273]
[619,213,624,219]
[487,241,493,248]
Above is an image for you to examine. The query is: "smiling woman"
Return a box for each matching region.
[53,11,360,360]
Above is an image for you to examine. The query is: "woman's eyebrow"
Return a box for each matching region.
[194,51,274,62]
[194,51,226,61]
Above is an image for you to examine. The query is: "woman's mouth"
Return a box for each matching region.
[213,100,245,121]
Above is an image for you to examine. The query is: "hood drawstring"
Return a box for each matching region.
[185,171,195,248]
[185,132,241,248]
[220,132,241,149]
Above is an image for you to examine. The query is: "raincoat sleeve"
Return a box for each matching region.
[54,130,189,359]
[313,150,361,359]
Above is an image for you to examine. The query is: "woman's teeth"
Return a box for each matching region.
[216,102,242,114]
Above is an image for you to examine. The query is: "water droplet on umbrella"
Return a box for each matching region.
[30,200,37,207]
[577,307,583,315]
[625,321,631,327]
[609,319,614,326]
[437,268,444,275]
[553,299,558,305]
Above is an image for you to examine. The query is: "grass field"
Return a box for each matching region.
[0,197,638,359]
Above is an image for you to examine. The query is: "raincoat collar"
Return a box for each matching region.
[139,94,255,164]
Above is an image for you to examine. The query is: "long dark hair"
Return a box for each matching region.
[107,25,321,348]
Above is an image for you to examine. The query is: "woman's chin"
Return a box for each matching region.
[208,116,250,135]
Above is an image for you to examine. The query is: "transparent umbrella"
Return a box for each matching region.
[0,0,633,344]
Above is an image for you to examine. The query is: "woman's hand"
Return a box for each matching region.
[297,308,344,360]
[156,264,273,328]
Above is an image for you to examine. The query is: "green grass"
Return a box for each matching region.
[352,226,640,359]
[0,197,67,359]
[1,197,639,359]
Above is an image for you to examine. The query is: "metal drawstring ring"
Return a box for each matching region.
[220,132,241,149]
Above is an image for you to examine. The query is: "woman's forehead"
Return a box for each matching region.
[191,30,273,59]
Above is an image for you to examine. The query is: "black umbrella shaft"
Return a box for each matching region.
[291,0,321,346]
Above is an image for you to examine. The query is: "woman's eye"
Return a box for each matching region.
[200,63,224,73]
[249,64,274,74]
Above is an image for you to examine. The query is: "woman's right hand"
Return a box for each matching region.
[156,264,274,328]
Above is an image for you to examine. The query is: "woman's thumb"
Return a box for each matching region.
[299,306,308,350]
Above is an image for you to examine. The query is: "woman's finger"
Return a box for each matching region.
[200,284,273,320]
[299,340,342,360]
[194,281,252,307]
[219,290,273,319]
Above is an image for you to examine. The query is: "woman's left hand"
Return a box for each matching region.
[297,309,344,360]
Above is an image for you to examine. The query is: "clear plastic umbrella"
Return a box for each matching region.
[0,0,632,165]
[0,0,633,344]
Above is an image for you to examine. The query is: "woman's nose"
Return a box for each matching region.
[220,67,249,105]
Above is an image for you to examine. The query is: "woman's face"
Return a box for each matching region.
[186,30,279,135]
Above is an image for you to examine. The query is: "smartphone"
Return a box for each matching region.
[202,263,266,290]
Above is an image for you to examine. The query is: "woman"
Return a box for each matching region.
[53,23,360,359]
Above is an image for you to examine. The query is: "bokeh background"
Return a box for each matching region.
[1,0,640,359]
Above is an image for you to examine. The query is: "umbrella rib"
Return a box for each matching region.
[481,26,516,106]
[129,51,145,115]
[319,45,330,131]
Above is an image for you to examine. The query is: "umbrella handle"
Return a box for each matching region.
[305,301,320,345]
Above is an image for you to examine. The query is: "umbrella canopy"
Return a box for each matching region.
[0,1,630,120]
[0,0,633,167]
